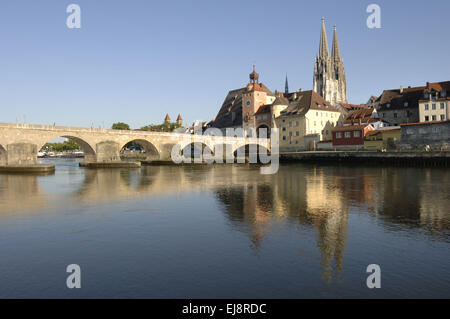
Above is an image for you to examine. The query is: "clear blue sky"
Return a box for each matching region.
[0,0,449,129]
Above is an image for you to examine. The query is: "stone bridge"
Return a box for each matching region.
[0,123,271,165]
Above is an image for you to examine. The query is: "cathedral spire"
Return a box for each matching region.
[319,17,329,58]
[285,74,289,95]
[331,25,341,61]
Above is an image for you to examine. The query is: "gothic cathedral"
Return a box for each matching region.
[313,18,347,106]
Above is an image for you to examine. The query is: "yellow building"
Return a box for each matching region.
[364,128,401,151]
[418,81,450,123]
[275,90,343,151]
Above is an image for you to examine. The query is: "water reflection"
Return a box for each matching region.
[0,160,449,285]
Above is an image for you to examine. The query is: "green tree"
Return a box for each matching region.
[112,122,130,130]
[41,140,80,152]
[140,122,181,132]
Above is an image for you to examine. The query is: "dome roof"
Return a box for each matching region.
[249,65,259,82]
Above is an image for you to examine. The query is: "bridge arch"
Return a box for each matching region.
[0,144,6,165]
[39,135,96,162]
[120,139,160,161]
[256,124,271,138]
[178,141,214,160]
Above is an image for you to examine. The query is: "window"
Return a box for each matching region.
[326,130,329,135]
[246,100,251,107]
[289,132,292,137]
[382,113,385,118]
[407,129,414,135]
[425,116,429,121]
[432,127,440,133]
[432,104,436,110]
[386,103,391,108]
[404,102,408,107]
[345,132,351,138]
[296,121,299,126]
[441,90,447,97]
[282,119,285,123]
[314,121,316,126]
[354,131,361,138]
[424,93,429,99]
[282,136,286,141]
[425,104,429,110]
[394,113,398,118]
[263,114,267,120]
[432,115,437,121]
[336,132,342,139]
[289,121,292,127]
[441,103,445,109]
[440,115,445,120]
[296,131,299,136]
[282,127,286,131]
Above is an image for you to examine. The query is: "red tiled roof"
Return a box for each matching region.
[424,81,450,93]
[164,114,171,121]
[400,120,450,126]
[340,103,366,110]
[255,104,272,115]
[366,128,400,136]
[332,125,370,132]
[280,90,340,117]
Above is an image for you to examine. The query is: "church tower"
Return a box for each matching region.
[313,18,347,105]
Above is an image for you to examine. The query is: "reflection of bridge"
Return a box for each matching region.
[0,123,270,165]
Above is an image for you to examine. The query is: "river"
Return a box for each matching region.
[0,159,449,298]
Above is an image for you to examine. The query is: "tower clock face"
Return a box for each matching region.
[246,100,251,107]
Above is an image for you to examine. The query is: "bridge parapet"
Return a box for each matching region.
[0,122,271,166]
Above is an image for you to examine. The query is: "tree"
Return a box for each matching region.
[41,140,80,152]
[112,122,130,130]
[140,122,181,132]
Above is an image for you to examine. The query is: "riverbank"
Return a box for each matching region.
[280,151,450,166]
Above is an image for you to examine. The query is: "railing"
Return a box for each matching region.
[0,122,269,145]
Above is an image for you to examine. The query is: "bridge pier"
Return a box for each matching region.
[0,143,55,173]
[7,143,37,165]
[94,141,121,163]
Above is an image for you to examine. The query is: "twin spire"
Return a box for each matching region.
[319,17,341,61]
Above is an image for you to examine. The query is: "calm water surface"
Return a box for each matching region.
[0,159,449,298]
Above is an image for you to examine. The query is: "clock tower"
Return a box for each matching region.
[242,66,275,136]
